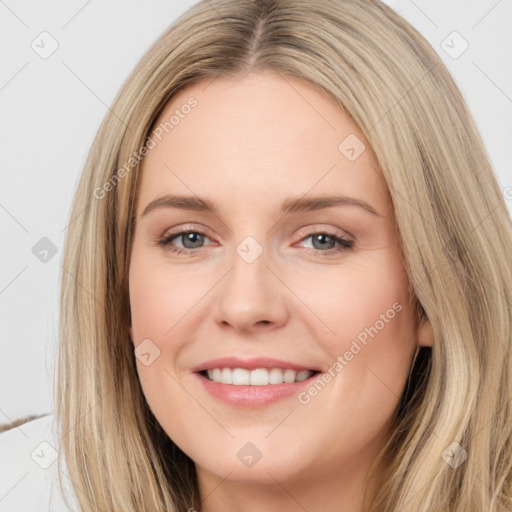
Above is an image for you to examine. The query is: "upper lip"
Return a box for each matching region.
[191,357,320,373]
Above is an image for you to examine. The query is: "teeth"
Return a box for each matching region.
[232,368,250,385]
[204,368,315,385]
[221,368,232,384]
[250,368,269,386]
[283,369,296,383]
[269,368,284,384]
[295,370,312,382]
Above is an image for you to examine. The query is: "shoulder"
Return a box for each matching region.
[0,414,79,512]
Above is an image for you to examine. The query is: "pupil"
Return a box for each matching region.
[184,232,203,248]
[313,234,334,250]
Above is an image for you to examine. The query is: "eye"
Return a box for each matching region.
[157,229,213,255]
[297,231,353,255]
[156,228,353,257]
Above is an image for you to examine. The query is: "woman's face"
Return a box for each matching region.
[128,70,432,491]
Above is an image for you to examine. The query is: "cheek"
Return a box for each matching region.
[129,273,175,339]
[128,256,196,437]
[128,253,205,340]
[298,255,414,345]
[301,251,417,396]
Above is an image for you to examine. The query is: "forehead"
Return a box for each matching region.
[137,70,391,218]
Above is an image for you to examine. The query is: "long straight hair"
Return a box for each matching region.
[55,0,512,510]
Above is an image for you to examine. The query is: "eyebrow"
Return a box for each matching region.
[140,194,381,218]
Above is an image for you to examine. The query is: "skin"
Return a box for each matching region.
[128,69,434,512]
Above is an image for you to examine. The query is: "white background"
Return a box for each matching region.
[1,0,511,423]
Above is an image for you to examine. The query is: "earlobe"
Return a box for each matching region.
[417,319,434,347]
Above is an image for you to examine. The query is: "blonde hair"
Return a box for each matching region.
[55,0,512,510]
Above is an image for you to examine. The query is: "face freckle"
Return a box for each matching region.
[128,69,429,495]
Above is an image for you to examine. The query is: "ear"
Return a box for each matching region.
[128,325,134,343]
[417,318,434,347]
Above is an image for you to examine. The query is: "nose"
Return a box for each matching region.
[213,243,289,334]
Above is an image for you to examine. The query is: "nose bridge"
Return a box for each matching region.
[235,234,266,266]
[213,233,288,331]
[228,233,273,303]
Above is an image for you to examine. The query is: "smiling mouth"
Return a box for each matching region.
[199,367,321,385]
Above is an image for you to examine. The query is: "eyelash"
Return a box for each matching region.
[156,228,354,257]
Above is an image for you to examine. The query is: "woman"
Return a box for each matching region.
[6,0,512,510]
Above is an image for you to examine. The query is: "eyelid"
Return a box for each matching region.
[295,224,353,241]
[161,223,215,240]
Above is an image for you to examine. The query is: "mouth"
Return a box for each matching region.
[198,367,321,385]
[192,357,322,406]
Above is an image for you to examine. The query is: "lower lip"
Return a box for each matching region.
[194,372,318,407]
